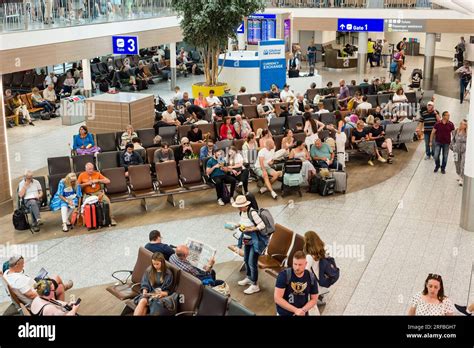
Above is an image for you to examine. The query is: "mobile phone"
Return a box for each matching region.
[74,298,81,306]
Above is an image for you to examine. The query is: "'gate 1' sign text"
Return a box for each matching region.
[337,18,384,32]
[112,36,139,55]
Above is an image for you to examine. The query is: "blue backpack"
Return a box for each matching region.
[390,61,398,74]
[317,257,340,288]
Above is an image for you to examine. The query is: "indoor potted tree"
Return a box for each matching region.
[171,0,265,98]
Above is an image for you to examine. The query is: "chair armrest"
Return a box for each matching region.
[111,270,133,285]
[270,253,287,258]
[131,283,142,294]
[175,311,196,317]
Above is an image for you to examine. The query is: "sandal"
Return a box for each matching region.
[62,223,69,232]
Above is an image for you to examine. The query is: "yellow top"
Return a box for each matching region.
[367,41,375,54]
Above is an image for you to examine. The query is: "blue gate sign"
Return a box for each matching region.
[337,18,384,32]
[112,36,139,55]
[236,21,245,34]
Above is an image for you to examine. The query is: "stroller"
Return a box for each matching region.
[408,68,423,90]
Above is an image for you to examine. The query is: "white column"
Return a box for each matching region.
[82,58,92,96]
[424,33,436,82]
[170,42,177,91]
[237,33,246,50]
[460,97,474,231]
[357,31,368,74]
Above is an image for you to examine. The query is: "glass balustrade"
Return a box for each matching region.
[265,0,437,9]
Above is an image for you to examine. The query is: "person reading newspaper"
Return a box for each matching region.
[169,245,224,286]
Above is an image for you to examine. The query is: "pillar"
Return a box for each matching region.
[0,75,13,217]
[424,33,436,83]
[460,96,474,232]
[170,42,177,91]
[82,58,92,97]
[357,31,368,74]
[237,33,245,50]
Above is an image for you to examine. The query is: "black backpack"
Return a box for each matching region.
[317,257,340,288]
[12,208,33,233]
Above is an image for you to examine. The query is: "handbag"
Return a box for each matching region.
[212,282,230,297]
[149,293,179,316]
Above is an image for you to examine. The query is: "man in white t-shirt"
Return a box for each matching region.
[3,255,73,305]
[18,170,43,232]
[280,84,295,104]
[355,96,372,112]
[206,89,222,108]
[44,72,57,88]
[254,139,281,199]
[161,104,180,126]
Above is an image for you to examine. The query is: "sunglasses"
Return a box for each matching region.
[428,273,441,279]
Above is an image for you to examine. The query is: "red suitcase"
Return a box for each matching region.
[83,204,97,230]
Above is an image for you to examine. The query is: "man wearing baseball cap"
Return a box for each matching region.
[419,101,440,160]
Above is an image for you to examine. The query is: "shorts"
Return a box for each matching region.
[254,165,276,178]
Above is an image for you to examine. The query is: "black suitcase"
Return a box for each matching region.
[137,79,148,91]
[95,201,111,227]
[309,176,321,194]
[284,159,303,174]
[318,177,336,196]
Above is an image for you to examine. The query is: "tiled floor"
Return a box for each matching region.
[1,56,472,315]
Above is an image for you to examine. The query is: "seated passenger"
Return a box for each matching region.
[280,84,295,104]
[187,124,203,142]
[206,149,237,206]
[177,92,192,107]
[369,118,394,162]
[206,89,222,109]
[71,71,85,96]
[304,112,325,150]
[321,82,335,99]
[255,139,281,199]
[227,146,249,195]
[145,230,175,260]
[293,93,310,116]
[199,139,216,160]
[72,126,101,155]
[242,132,258,165]
[50,173,82,232]
[59,71,75,95]
[133,252,174,316]
[392,87,408,103]
[274,251,318,316]
[31,87,55,114]
[77,162,116,226]
[42,84,58,106]
[316,102,329,115]
[289,141,316,185]
[310,138,341,170]
[170,245,223,286]
[154,142,175,163]
[257,97,276,121]
[186,103,206,123]
[162,104,181,126]
[234,115,252,139]
[219,116,236,140]
[355,96,372,112]
[10,93,34,126]
[228,100,243,117]
[120,143,144,176]
[31,279,80,316]
[131,137,144,150]
[351,120,387,166]
[3,255,73,306]
[120,125,138,150]
[194,91,208,108]
[281,129,297,153]
[176,137,195,161]
[18,170,43,232]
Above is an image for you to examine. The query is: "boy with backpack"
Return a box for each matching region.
[274,251,318,316]
[232,194,275,295]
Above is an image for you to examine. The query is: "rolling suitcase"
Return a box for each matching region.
[332,171,347,194]
[83,204,97,230]
[318,177,336,196]
[95,202,111,227]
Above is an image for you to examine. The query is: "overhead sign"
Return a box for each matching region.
[112,36,138,55]
[259,40,286,91]
[337,18,384,32]
[236,21,245,34]
[249,13,276,20]
[384,19,426,32]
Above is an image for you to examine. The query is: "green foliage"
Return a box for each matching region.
[171,0,265,86]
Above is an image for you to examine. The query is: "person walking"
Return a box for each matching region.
[430,111,455,174]
[450,119,467,186]
[455,60,472,104]
[381,39,390,69]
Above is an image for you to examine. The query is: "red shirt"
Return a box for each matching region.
[434,121,455,145]
[219,124,236,140]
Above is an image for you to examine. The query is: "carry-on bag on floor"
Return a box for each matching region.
[318,177,336,196]
[83,203,97,230]
[332,171,348,194]
[283,173,304,187]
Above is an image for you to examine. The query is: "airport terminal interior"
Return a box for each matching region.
[0,0,473,319]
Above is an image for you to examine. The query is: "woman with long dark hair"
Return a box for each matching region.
[133,252,174,316]
[408,274,455,316]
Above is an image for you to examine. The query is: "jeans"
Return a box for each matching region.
[382,55,389,68]
[25,199,41,224]
[231,168,249,193]
[212,175,237,200]
[35,101,54,112]
[243,244,259,284]
[460,79,470,104]
[424,131,434,157]
[367,53,374,66]
[434,143,450,170]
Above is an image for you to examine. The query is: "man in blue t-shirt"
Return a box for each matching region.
[274,251,318,316]
[206,149,237,206]
[144,230,175,260]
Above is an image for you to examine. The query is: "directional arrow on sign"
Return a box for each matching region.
[340,24,346,30]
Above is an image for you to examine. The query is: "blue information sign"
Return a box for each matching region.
[236,21,245,34]
[337,18,384,32]
[112,36,139,55]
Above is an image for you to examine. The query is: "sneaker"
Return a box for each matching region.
[259,187,268,194]
[441,169,446,174]
[368,160,374,166]
[230,197,235,205]
[434,167,439,173]
[110,219,117,226]
[36,219,43,226]
[238,278,252,286]
[217,199,225,206]
[243,284,261,295]
[62,223,69,232]
[238,182,243,187]
[271,191,278,199]
[424,155,431,160]
[29,122,35,126]
[32,225,40,233]
[377,156,387,163]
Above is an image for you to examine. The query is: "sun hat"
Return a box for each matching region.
[231,195,251,208]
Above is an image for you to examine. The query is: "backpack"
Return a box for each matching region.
[99,80,109,93]
[12,208,31,232]
[285,268,317,288]
[390,61,398,74]
[247,208,275,237]
[317,256,340,288]
[221,184,231,204]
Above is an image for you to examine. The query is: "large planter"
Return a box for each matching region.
[192,82,228,99]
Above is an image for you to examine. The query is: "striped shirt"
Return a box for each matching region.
[420,110,438,132]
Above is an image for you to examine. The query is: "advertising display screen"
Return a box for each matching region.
[247,14,276,45]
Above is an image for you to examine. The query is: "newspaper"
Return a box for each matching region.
[185,238,217,270]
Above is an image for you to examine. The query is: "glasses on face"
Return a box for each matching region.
[183,142,190,145]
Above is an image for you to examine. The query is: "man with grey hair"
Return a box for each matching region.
[77,163,116,226]
[18,170,43,232]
